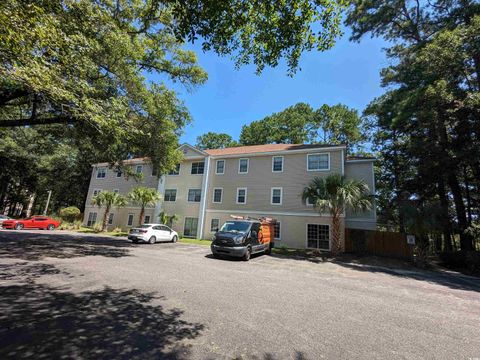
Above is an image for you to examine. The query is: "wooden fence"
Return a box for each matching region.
[345,228,413,261]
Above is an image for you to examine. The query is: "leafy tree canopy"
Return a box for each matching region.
[0,0,345,174]
[239,102,366,151]
[195,132,238,150]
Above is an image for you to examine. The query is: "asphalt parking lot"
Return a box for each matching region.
[0,229,479,359]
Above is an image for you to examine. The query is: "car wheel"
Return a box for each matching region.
[47,224,55,231]
[15,223,24,230]
[132,239,138,244]
[243,247,251,261]
[148,236,156,244]
[171,235,178,243]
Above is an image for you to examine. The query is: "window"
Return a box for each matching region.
[152,167,158,176]
[93,189,102,197]
[135,165,143,174]
[87,212,97,227]
[164,189,177,202]
[210,218,220,232]
[113,189,119,194]
[144,215,151,224]
[96,168,106,179]
[108,213,114,225]
[191,161,205,175]
[274,222,281,240]
[213,188,223,203]
[116,171,122,178]
[216,160,225,174]
[236,188,247,204]
[127,214,134,226]
[188,189,202,202]
[307,154,329,171]
[238,158,249,173]
[271,187,282,205]
[272,156,283,172]
[307,224,330,250]
[184,217,198,238]
[306,197,315,206]
[168,164,180,175]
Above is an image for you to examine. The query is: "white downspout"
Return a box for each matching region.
[197,156,211,239]
[154,175,166,221]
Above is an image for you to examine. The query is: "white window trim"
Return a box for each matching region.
[306,197,314,207]
[210,218,220,233]
[270,187,283,205]
[305,223,331,251]
[272,156,284,173]
[212,187,223,204]
[135,165,143,174]
[93,189,102,197]
[307,153,330,172]
[187,188,202,203]
[108,213,114,225]
[144,215,151,224]
[191,161,205,175]
[96,168,107,179]
[127,213,135,227]
[236,187,248,204]
[87,212,97,227]
[164,188,177,202]
[274,221,281,240]
[215,159,225,175]
[238,158,249,174]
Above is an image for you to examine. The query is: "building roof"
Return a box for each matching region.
[204,143,344,156]
[346,155,376,161]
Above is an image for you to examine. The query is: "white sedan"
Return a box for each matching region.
[128,224,178,244]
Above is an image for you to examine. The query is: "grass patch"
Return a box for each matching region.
[271,246,309,257]
[179,238,212,246]
[68,227,129,237]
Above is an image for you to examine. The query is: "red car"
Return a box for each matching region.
[2,216,60,230]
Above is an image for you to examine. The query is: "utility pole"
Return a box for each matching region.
[43,190,52,215]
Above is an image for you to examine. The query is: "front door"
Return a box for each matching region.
[184,217,198,238]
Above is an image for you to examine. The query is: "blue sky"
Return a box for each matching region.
[168,28,389,145]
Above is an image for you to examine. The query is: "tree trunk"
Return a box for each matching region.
[437,178,452,252]
[447,173,473,251]
[102,206,110,232]
[139,206,145,226]
[331,212,342,255]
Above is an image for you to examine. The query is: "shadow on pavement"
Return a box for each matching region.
[0,231,134,260]
[0,263,204,359]
[271,252,480,293]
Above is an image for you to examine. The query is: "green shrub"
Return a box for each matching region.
[93,223,103,233]
[59,206,81,223]
[112,227,123,233]
[58,220,82,230]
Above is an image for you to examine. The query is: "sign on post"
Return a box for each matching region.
[406,234,416,245]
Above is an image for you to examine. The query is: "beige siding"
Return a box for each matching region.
[86,163,159,204]
[205,150,343,214]
[84,162,160,227]
[344,161,376,230]
[161,158,205,236]
[204,211,344,250]
[83,205,155,231]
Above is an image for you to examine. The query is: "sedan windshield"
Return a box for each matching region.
[219,221,250,234]
[138,225,152,229]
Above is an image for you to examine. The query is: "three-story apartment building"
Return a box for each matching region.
[84,143,376,250]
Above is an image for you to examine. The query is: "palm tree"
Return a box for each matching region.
[302,174,372,255]
[91,191,128,231]
[159,211,179,227]
[128,187,161,226]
